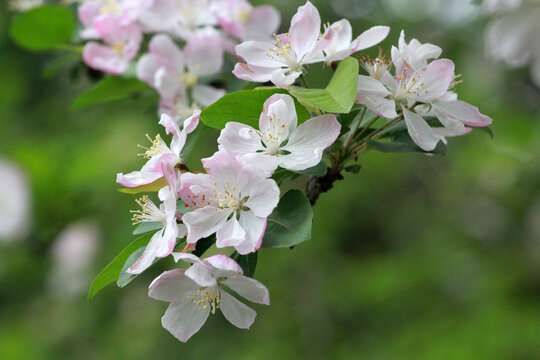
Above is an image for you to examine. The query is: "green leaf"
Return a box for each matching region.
[118,177,167,194]
[88,232,153,301]
[288,57,359,113]
[10,5,75,52]
[72,76,151,110]
[133,222,163,235]
[262,190,313,248]
[116,247,145,288]
[345,164,362,174]
[192,234,216,257]
[200,88,311,130]
[232,252,258,278]
[475,126,494,138]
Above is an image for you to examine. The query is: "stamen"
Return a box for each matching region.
[187,288,221,314]
[130,195,167,225]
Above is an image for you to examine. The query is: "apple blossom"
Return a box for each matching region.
[218,94,341,171]
[323,20,390,63]
[233,1,335,87]
[179,151,280,254]
[82,13,142,74]
[0,158,31,242]
[149,253,270,342]
[127,163,185,274]
[116,111,199,188]
[356,31,492,151]
[136,33,224,100]
[212,0,281,41]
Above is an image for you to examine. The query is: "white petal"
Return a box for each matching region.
[216,216,247,249]
[149,269,198,302]
[289,1,321,59]
[182,207,230,244]
[403,108,443,151]
[280,114,341,171]
[235,211,266,255]
[350,25,390,52]
[185,262,217,287]
[205,254,243,274]
[235,41,284,68]
[219,290,257,329]
[222,276,270,305]
[218,122,264,153]
[192,85,226,107]
[244,179,280,218]
[127,229,163,274]
[162,296,210,342]
[432,100,493,127]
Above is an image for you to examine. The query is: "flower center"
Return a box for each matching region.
[179,71,198,88]
[393,65,427,100]
[236,10,250,23]
[258,113,287,155]
[112,42,124,55]
[266,35,302,72]
[187,288,220,314]
[100,0,121,15]
[360,48,392,80]
[137,134,169,159]
[130,195,167,225]
[211,181,245,211]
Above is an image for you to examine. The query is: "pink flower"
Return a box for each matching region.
[179,151,280,254]
[218,94,341,171]
[355,31,492,151]
[149,253,270,342]
[82,14,142,75]
[127,164,184,274]
[233,1,334,87]
[323,20,390,63]
[116,111,200,188]
[136,33,225,100]
[213,0,281,41]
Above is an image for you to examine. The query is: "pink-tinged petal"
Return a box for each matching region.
[183,110,201,134]
[235,41,284,68]
[149,269,198,302]
[218,17,245,39]
[289,1,321,59]
[360,95,398,119]
[182,207,230,244]
[216,216,247,249]
[159,113,186,155]
[116,170,162,188]
[205,254,243,274]
[303,25,334,64]
[244,179,280,218]
[161,295,210,342]
[127,229,164,274]
[432,100,493,127]
[280,114,341,171]
[154,66,183,99]
[192,85,225,107]
[403,108,443,151]
[432,126,471,141]
[148,33,185,70]
[219,290,257,329]
[154,221,178,258]
[235,153,280,177]
[415,59,455,103]
[218,122,264,153]
[184,34,224,77]
[233,63,277,83]
[260,94,298,137]
[172,252,201,264]
[235,211,266,254]
[136,54,159,85]
[357,75,392,97]
[185,262,217,287]
[222,276,270,305]
[83,42,129,75]
[245,6,281,41]
[350,25,390,52]
[438,91,458,102]
[270,69,302,88]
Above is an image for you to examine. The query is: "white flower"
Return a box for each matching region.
[0,158,31,242]
[149,253,270,342]
[218,94,341,171]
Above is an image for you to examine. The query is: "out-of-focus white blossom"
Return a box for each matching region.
[0,158,31,242]
[47,221,100,297]
[9,0,43,11]
[484,0,540,87]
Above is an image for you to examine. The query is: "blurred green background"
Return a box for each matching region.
[1,0,539,359]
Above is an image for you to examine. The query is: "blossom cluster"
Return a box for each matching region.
[71,0,493,343]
